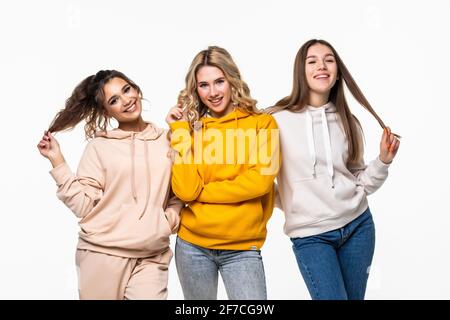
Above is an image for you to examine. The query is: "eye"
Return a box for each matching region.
[110,98,117,105]
[124,85,131,93]
[199,83,208,88]
[216,79,225,84]
[307,60,316,64]
[326,59,335,63]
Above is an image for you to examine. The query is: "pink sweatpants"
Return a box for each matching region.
[75,248,173,300]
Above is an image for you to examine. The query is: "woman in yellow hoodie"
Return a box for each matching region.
[37,70,183,299]
[166,46,280,299]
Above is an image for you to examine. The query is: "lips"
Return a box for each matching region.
[314,74,330,79]
[209,96,223,107]
[124,101,136,113]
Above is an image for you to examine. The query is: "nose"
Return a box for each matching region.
[122,95,132,107]
[317,59,327,70]
[209,85,218,97]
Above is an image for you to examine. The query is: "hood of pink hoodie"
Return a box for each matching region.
[95,122,164,140]
[95,123,164,218]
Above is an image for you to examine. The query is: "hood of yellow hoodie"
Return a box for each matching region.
[201,108,250,128]
[95,123,164,219]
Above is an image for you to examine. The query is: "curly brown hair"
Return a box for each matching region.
[48,70,142,139]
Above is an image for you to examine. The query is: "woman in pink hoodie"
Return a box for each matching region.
[37,70,183,300]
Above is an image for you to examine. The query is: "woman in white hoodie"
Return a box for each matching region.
[268,39,400,300]
[37,70,183,299]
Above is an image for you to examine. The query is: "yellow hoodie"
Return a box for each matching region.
[169,109,280,250]
[50,123,183,258]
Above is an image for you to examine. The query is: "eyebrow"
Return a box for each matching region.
[306,53,335,59]
[198,77,226,85]
[107,84,129,104]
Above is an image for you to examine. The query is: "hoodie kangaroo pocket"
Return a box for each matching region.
[291,175,360,225]
[291,176,335,224]
[333,175,358,201]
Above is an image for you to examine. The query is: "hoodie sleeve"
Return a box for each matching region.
[49,141,104,218]
[197,114,280,203]
[347,122,390,195]
[348,156,390,195]
[170,121,204,202]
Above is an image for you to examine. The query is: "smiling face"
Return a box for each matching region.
[102,77,143,127]
[196,65,233,118]
[305,43,338,106]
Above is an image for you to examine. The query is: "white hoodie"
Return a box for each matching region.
[273,102,390,238]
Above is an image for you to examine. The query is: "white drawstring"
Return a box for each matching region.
[320,108,334,188]
[305,106,335,188]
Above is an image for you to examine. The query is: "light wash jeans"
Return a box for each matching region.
[291,207,376,300]
[175,237,267,300]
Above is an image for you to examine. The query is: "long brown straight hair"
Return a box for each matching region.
[267,39,394,165]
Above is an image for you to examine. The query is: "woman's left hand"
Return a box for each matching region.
[379,127,400,164]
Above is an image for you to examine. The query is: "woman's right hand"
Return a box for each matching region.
[37,131,65,168]
[379,127,400,164]
[165,104,187,124]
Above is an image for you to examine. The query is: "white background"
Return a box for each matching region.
[1,0,449,299]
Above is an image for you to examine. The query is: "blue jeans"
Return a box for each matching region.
[175,237,267,300]
[291,207,375,300]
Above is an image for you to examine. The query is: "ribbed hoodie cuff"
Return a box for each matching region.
[49,162,72,185]
[374,156,391,173]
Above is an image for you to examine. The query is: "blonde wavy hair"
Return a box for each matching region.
[178,46,259,128]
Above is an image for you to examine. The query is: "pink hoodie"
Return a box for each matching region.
[50,123,183,258]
